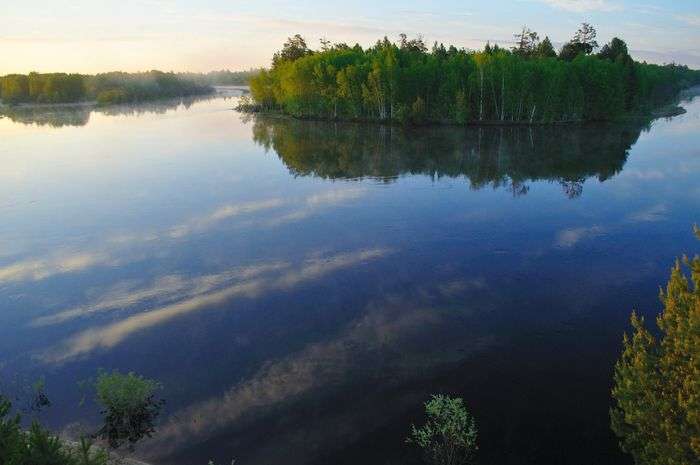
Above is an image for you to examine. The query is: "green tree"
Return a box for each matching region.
[272,34,312,68]
[95,370,163,450]
[407,395,478,465]
[1,75,30,104]
[599,37,630,62]
[611,228,700,465]
[512,26,539,57]
[573,22,598,54]
[535,36,557,58]
[0,395,108,465]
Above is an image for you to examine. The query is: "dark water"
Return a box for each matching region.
[1,89,699,465]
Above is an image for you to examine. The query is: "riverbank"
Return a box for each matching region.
[236,85,698,128]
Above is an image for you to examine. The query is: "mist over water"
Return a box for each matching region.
[1,90,699,465]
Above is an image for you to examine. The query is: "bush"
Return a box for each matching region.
[407,395,478,465]
[95,370,163,450]
[0,396,107,465]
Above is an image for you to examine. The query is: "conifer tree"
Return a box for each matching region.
[611,227,700,465]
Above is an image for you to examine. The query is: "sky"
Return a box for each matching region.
[1,0,699,74]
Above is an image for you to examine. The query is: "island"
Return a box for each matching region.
[244,24,700,124]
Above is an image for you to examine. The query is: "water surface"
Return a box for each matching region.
[1,90,699,465]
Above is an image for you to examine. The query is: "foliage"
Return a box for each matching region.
[272,34,313,68]
[249,27,700,124]
[94,370,163,450]
[611,229,700,465]
[0,71,212,105]
[0,396,108,465]
[407,395,478,465]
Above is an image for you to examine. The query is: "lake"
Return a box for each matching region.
[1,89,699,465]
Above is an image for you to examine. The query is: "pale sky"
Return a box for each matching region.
[1,0,699,74]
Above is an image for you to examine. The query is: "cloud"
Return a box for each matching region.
[555,225,604,248]
[30,262,289,327]
[0,252,113,284]
[168,198,285,238]
[0,188,368,285]
[140,299,491,459]
[41,248,391,363]
[263,187,368,226]
[626,204,668,223]
[535,0,621,13]
[674,14,700,27]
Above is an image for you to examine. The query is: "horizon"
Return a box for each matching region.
[2,0,700,75]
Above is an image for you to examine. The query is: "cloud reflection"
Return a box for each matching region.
[0,252,113,283]
[140,291,493,461]
[0,187,369,285]
[41,248,390,363]
[555,226,605,248]
[31,262,289,327]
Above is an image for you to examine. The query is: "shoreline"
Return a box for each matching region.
[237,85,700,128]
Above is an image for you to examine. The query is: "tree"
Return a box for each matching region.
[1,75,30,104]
[407,395,478,465]
[272,34,312,68]
[572,23,598,54]
[0,395,108,465]
[399,33,428,53]
[535,36,557,58]
[95,370,164,450]
[513,26,539,57]
[599,37,630,62]
[560,24,598,61]
[610,227,700,465]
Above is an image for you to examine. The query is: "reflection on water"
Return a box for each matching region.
[1,92,699,465]
[0,90,239,128]
[252,116,648,198]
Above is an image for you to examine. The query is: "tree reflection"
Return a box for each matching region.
[251,117,649,198]
[0,93,228,128]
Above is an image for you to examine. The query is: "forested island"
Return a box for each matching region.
[0,70,218,106]
[247,24,700,124]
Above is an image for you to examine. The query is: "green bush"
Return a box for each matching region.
[0,396,107,465]
[95,370,163,450]
[407,395,478,465]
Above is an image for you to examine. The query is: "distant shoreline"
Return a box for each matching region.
[0,86,246,111]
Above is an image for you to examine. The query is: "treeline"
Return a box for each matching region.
[178,69,261,87]
[249,25,700,124]
[0,70,213,106]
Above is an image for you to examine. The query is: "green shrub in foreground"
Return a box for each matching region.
[407,394,478,465]
[0,396,108,465]
[95,370,163,450]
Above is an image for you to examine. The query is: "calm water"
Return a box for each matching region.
[1,89,699,465]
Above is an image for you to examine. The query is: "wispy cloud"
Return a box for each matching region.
[555,225,605,248]
[30,263,289,327]
[535,0,621,13]
[626,203,668,223]
[168,198,285,238]
[673,14,700,27]
[263,187,368,226]
[140,299,492,459]
[0,252,114,283]
[41,248,391,363]
[0,188,368,286]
